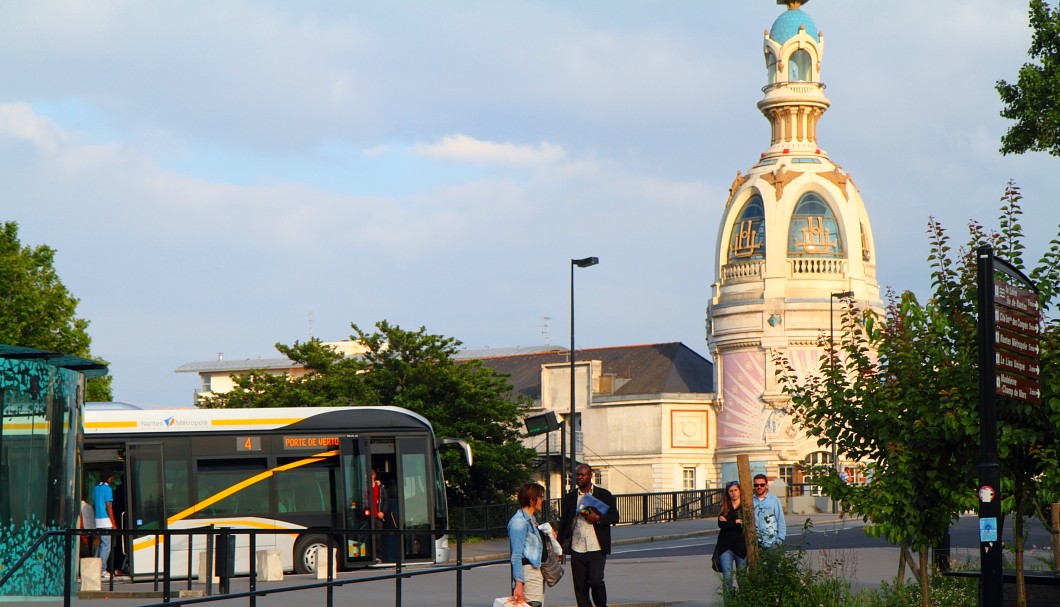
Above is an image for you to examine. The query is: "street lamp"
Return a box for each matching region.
[829,290,854,513]
[570,256,599,493]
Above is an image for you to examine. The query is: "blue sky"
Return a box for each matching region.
[3,1,1058,406]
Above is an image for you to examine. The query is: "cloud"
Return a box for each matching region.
[0,103,68,154]
[412,134,567,167]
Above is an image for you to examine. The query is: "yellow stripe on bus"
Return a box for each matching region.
[166,450,340,525]
[85,421,139,429]
[133,519,298,551]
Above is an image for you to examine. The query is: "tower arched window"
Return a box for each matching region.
[788,192,842,257]
[765,51,777,85]
[729,196,765,260]
[789,49,812,82]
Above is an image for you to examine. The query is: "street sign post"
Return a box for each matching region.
[976,245,1041,607]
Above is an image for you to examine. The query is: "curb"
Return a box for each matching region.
[454,527,720,564]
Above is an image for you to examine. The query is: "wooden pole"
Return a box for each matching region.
[1052,503,1059,571]
[737,455,759,566]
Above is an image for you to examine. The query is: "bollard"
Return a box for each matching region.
[255,549,283,582]
[197,553,219,585]
[314,546,336,580]
[80,557,102,591]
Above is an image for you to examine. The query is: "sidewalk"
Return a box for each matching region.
[44,513,880,607]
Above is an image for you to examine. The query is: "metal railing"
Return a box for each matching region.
[0,525,506,607]
[454,488,724,536]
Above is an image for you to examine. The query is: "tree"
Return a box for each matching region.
[0,221,111,400]
[775,182,1060,607]
[997,0,1060,156]
[206,321,537,508]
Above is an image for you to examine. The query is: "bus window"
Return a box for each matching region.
[193,458,268,517]
[128,443,165,530]
[276,458,334,514]
[162,438,190,521]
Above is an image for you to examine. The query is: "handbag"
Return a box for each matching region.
[538,530,565,587]
[710,542,722,573]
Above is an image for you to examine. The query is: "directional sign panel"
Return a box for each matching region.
[995,328,1039,357]
[996,350,1040,379]
[995,307,1039,338]
[994,282,1038,314]
[996,371,1041,404]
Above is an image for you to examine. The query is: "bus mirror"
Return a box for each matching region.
[437,438,472,467]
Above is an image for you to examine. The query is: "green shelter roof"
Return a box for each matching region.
[0,344,109,378]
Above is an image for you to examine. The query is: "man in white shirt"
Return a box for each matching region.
[558,464,620,607]
[751,474,786,548]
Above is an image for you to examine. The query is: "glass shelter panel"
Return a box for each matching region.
[0,358,83,599]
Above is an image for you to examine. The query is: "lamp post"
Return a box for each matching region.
[570,256,599,493]
[829,290,854,514]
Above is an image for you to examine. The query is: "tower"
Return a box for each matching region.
[706,1,883,483]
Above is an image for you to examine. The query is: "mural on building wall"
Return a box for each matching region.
[0,357,81,598]
[717,351,766,447]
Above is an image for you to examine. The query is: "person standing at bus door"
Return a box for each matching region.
[558,464,619,607]
[364,469,388,562]
[79,493,96,560]
[93,471,117,580]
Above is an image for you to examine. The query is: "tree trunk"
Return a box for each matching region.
[897,543,906,583]
[737,455,759,567]
[918,549,930,607]
[1052,503,1059,571]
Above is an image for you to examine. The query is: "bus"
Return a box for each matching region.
[82,404,471,577]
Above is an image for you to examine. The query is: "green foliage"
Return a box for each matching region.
[0,221,111,399]
[997,0,1060,156]
[206,321,537,508]
[716,542,977,607]
[775,181,1060,603]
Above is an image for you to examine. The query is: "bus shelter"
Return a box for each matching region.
[0,345,107,601]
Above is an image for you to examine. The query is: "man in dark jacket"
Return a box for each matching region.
[558,464,620,607]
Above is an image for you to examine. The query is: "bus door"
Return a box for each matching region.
[396,436,433,562]
[338,436,372,567]
[126,442,166,576]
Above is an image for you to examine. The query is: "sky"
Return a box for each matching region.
[3,1,1059,407]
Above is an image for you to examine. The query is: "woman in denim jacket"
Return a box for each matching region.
[508,482,551,606]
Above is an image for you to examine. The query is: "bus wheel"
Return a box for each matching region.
[294,534,329,575]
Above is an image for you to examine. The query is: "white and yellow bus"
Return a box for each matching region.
[83,404,470,577]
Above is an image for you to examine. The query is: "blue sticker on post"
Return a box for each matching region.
[979,517,998,542]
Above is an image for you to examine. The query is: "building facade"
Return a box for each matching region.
[474,343,715,498]
[707,1,883,487]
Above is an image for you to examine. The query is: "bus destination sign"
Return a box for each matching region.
[283,435,341,450]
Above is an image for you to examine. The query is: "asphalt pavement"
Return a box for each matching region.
[26,513,989,607]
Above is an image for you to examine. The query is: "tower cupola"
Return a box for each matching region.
[759,0,830,158]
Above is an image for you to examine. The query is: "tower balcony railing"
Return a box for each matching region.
[788,257,847,276]
[721,259,765,283]
[761,81,827,95]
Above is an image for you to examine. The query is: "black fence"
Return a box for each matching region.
[0,525,505,607]
[454,488,725,536]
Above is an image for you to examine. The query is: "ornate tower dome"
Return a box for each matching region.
[705,0,883,482]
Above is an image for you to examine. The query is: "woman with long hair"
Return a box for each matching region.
[508,482,553,607]
[716,481,748,601]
